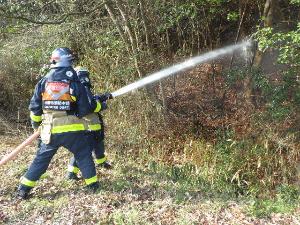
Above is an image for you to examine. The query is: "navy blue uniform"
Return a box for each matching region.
[67,67,110,176]
[68,118,106,174]
[19,67,100,193]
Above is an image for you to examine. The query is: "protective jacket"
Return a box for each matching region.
[29,67,102,141]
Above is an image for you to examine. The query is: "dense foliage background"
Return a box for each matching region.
[0,0,299,202]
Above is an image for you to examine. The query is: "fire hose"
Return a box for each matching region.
[0,130,40,167]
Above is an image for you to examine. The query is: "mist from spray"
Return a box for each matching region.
[112,40,252,98]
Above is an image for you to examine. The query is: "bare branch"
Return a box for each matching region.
[0,2,104,25]
[104,0,131,54]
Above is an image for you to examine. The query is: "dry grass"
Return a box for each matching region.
[0,133,299,225]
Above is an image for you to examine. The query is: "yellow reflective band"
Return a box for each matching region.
[95,156,107,165]
[85,176,97,185]
[94,101,101,113]
[88,124,101,131]
[52,124,85,133]
[71,95,77,101]
[30,112,42,122]
[20,176,36,187]
[67,165,79,174]
[40,173,48,179]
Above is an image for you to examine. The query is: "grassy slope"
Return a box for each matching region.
[0,133,299,225]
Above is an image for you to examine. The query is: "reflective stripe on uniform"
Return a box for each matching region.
[88,124,101,131]
[95,156,107,165]
[30,112,42,122]
[52,124,85,133]
[20,176,36,187]
[85,176,97,185]
[68,165,79,174]
[94,101,101,113]
[71,95,77,101]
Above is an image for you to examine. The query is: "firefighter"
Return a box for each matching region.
[67,66,112,180]
[17,48,102,199]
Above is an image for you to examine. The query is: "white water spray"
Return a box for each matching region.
[111,40,252,98]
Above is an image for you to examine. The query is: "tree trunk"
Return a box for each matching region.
[105,0,143,78]
[139,0,152,51]
[253,0,282,67]
[229,0,248,69]
[104,1,131,54]
[243,0,282,108]
[115,0,142,78]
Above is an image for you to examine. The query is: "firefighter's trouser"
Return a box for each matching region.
[19,131,97,191]
[68,131,106,174]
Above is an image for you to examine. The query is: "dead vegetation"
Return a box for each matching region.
[0,133,299,224]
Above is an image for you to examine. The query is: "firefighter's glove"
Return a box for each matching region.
[94,92,113,102]
[101,101,108,110]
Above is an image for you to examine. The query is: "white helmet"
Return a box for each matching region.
[50,47,75,67]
